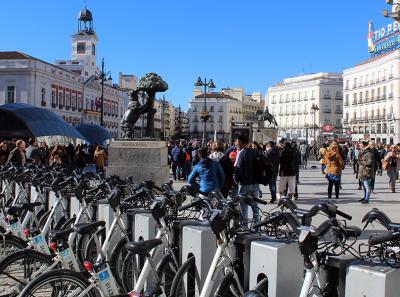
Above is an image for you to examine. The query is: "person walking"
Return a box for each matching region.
[278,142,297,200]
[377,143,386,176]
[188,147,225,195]
[358,141,375,204]
[234,135,261,224]
[383,145,400,193]
[324,143,345,199]
[171,142,183,181]
[94,145,107,175]
[300,142,309,169]
[319,144,328,174]
[266,141,280,203]
[210,141,234,198]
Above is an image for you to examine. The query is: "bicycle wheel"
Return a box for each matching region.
[0,234,28,257]
[170,256,200,297]
[214,272,241,297]
[83,227,106,263]
[121,249,142,292]
[20,269,99,297]
[109,236,129,289]
[0,249,53,297]
[156,253,179,296]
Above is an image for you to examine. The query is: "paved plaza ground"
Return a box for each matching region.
[173,161,400,238]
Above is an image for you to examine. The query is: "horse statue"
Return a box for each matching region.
[255,107,278,128]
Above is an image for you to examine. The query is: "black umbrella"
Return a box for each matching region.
[75,124,112,144]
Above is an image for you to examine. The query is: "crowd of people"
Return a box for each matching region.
[0,138,108,174]
[168,137,400,222]
[1,135,399,224]
[318,140,400,203]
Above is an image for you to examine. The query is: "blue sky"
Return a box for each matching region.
[0,0,390,109]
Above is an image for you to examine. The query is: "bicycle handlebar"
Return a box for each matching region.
[369,232,400,246]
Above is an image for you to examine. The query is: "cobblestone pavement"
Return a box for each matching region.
[172,161,400,237]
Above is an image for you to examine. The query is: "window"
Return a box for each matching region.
[77,42,86,54]
[58,91,63,108]
[41,88,46,106]
[51,90,56,107]
[92,44,96,55]
[210,105,214,112]
[66,94,70,109]
[6,86,15,103]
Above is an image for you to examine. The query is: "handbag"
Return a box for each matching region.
[382,159,390,170]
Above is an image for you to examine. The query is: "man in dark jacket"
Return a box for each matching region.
[6,139,26,166]
[266,141,280,203]
[278,142,297,199]
[234,134,261,224]
[171,142,183,180]
[358,141,375,204]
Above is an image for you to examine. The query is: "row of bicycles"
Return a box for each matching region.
[0,163,399,297]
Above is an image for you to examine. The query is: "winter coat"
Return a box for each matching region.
[188,158,225,193]
[324,150,345,176]
[279,147,297,176]
[234,148,259,185]
[358,148,375,179]
[266,147,280,177]
[171,146,184,165]
[6,148,26,166]
[94,150,107,168]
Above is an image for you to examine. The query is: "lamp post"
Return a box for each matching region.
[194,76,216,146]
[96,58,112,127]
[305,123,309,145]
[311,103,319,145]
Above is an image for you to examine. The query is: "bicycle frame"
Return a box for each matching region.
[200,232,244,297]
[299,253,324,297]
[132,217,169,293]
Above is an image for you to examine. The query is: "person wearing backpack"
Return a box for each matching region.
[266,141,280,203]
[171,141,183,181]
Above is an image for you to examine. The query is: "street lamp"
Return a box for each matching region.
[310,103,319,145]
[383,0,400,21]
[96,58,112,127]
[305,123,309,145]
[194,76,216,146]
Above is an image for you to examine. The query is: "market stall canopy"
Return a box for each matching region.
[0,103,86,140]
[75,124,112,144]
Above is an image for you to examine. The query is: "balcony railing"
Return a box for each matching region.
[323,109,332,113]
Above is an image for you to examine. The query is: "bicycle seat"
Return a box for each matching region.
[344,225,362,238]
[126,239,163,255]
[6,202,42,216]
[74,221,105,235]
[49,228,74,241]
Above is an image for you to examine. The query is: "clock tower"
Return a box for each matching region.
[71,7,98,78]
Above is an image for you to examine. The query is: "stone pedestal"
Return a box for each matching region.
[107,140,169,186]
[252,128,278,144]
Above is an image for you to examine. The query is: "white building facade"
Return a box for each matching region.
[188,92,243,142]
[267,72,343,143]
[343,18,400,145]
[0,8,126,139]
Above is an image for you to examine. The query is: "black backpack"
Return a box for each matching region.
[256,152,274,185]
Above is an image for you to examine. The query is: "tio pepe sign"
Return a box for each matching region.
[368,20,400,55]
